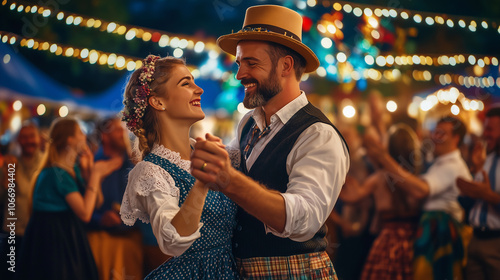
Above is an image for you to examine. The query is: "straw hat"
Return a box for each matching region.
[217,5,320,73]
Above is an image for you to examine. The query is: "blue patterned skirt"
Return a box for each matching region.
[145,244,238,280]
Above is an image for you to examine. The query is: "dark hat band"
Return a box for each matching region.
[242,24,301,42]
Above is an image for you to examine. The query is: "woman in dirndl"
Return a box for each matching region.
[340,123,423,280]
[120,55,239,279]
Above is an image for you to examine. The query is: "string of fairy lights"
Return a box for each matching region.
[301,0,500,34]
[3,0,499,66]
[311,66,500,88]
[364,54,499,68]
[1,0,220,55]
[0,31,146,71]
[4,28,499,91]
[1,0,499,91]
[0,30,227,83]
[1,0,498,123]
[404,86,487,122]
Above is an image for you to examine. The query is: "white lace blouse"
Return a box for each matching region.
[120,141,241,257]
[120,143,201,256]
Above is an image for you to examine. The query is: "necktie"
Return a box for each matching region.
[243,124,271,161]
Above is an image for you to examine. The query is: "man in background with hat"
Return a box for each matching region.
[191,5,349,279]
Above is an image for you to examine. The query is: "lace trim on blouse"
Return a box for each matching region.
[121,144,191,226]
[150,144,191,172]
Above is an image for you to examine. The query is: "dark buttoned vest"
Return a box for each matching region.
[234,102,348,258]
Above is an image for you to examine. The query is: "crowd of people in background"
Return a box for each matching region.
[329,102,500,280]
[0,3,499,278]
[0,117,169,280]
[0,102,498,279]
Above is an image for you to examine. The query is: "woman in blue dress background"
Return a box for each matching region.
[120,55,238,279]
[16,118,122,280]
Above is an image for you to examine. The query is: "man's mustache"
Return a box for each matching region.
[241,78,258,86]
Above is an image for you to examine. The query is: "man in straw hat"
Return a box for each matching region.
[191,5,349,279]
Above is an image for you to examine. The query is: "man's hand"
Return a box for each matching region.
[205,133,225,149]
[191,133,287,233]
[362,126,386,168]
[191,133,232,191]
[457,171,491,200]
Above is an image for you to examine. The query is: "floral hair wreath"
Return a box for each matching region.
[121,55,160,134]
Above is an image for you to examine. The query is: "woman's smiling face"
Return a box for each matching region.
[160,64,205,122]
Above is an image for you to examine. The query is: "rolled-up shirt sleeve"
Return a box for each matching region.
[120,162,202,257]
[420,153,472,197]
[135,192,202,256]
[265,123,349,241]
[420,164,455,197]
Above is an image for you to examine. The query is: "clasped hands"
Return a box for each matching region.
[191,133,234,192]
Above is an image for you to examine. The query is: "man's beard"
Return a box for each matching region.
[242,69,282,109]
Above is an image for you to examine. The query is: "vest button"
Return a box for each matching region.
[235,243,239,248]
[237,225,242,231]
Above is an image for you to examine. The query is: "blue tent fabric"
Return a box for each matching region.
[0,43,130,114]
[1,44,74,102]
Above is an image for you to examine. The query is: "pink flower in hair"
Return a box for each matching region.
[121,55,160,133]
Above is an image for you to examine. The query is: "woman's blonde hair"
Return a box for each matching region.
[39,118,79,171]
[388,123,422,175]
[30,118,80,213]
[122,55,185,161]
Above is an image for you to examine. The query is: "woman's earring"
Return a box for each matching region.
[162,108,166,111]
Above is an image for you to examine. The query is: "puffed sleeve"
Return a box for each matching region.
[120,161,203,256]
